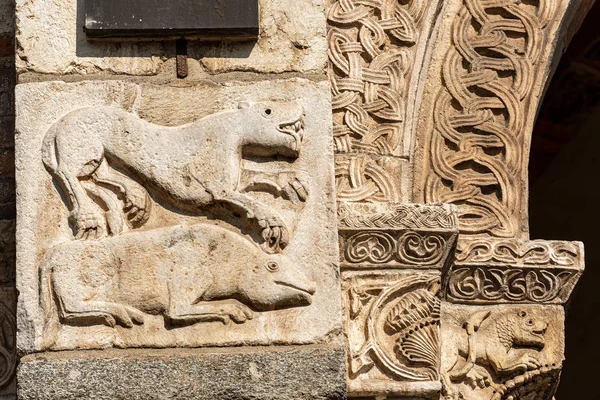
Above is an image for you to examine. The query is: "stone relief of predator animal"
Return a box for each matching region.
[42,101,307,253]
[442,309,550,400]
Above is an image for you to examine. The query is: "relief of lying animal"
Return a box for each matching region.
[443,309,548,398]
[42,101,306,253]
[40,222,317,337]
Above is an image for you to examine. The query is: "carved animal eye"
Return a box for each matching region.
[265,262,279,272]
[527,319,534,326]
[262,108,274,118]
[519,311,527,318]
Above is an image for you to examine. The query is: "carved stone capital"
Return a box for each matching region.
[441,303,565,400]
[444,239,584,305]
[338,203,459,270]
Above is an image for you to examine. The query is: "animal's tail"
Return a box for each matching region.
[41,126,58,173]
[39,249,61,349]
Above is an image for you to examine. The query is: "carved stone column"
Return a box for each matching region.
[327,0,591,398]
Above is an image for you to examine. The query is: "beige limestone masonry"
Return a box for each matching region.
[16,78,341,353]
[16,0,328,76]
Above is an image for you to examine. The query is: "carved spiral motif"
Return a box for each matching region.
[397,232,444,265]
[448,267,577,303]
[455,239,581,267]
[345,232,395,264]
[426,0,557,236]
[328,0,426,202]
[347,274,441,381]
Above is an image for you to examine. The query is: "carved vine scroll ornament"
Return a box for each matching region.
[328,0,427,202]
[42,101,307,254]
[344,272,441,382]
[446,239,584,304]
[338,203,459,270]
[426,0,558,237]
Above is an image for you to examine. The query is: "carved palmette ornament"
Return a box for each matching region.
[425,0,559,236]
[344,272,441,382]
[328,0,428,202]
[445,239,584,304]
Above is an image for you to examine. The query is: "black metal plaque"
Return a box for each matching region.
[85,0,259,39]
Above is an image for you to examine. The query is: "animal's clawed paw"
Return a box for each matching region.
[512,354,542,373]
[282,177,309,204]
[123,188,151,227]
[259,216,290,253]
[220,304,255,324]
[464,367,491,389]
[71,212,104,240]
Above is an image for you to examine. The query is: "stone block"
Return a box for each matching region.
[17,345,346,400]
[440,303,565,400]
[15,78,341,354]
[337,203,458,271]
[445,239,585,305]
[16,0,327,76]
[342,270,442,398]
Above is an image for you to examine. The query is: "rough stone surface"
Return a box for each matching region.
[16,78,341,353]
[17,345,346,400]
[15,0,327,76]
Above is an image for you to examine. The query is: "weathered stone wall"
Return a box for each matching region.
[15,0,345,398]
[5,0,596,399]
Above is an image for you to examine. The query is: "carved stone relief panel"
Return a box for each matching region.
[338,202,459,270]
[343,270,442,398]
[413,0,585,238]
[327,0,442,203]
[15,79,342,353]
[441,303,565,400]
[445,239,584,304]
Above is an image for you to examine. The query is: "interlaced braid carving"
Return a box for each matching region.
[328,0,426,202]
[426,0,556,236]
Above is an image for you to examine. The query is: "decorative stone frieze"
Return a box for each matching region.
[445,239,584,304]
[338,203,458,270]
[413,0,589,238]
[327,0,441,203]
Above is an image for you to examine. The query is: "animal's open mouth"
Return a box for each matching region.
[278,115,305,149]
[275,280,316,296]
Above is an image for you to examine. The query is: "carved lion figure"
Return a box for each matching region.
[42,101,306,253]
[443,309,548,399]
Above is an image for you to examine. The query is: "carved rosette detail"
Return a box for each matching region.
[328,0,427,202]
[426,0,558,236]
[345,273,441,381]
